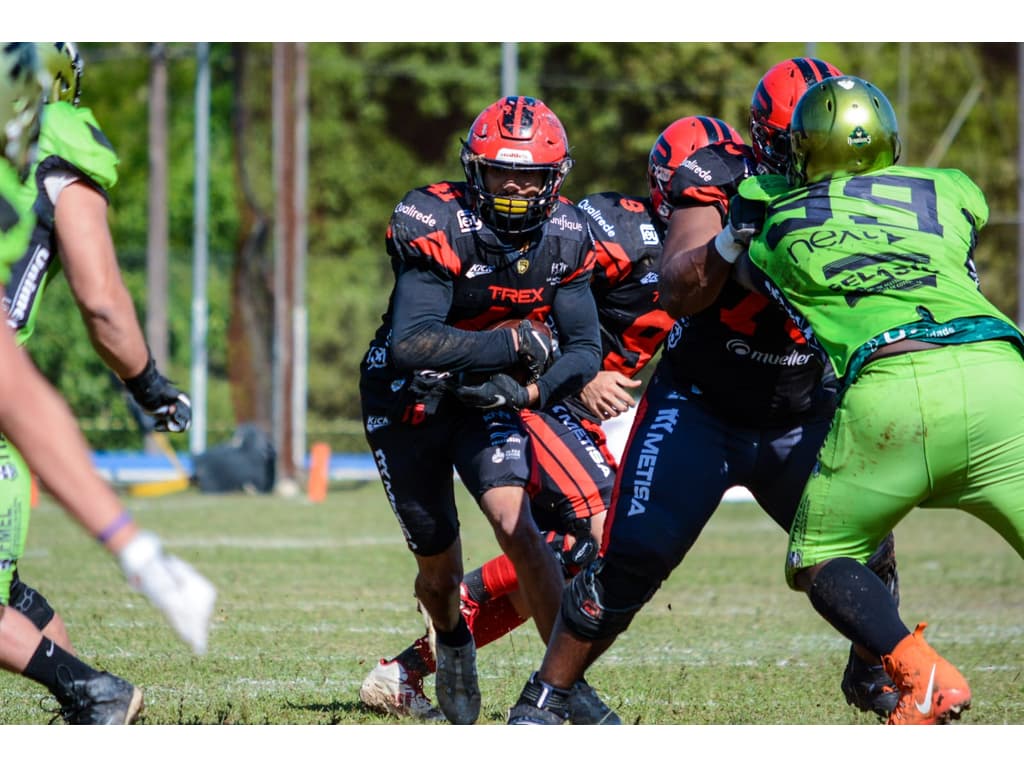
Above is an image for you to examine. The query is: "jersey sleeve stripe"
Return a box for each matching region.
[411,231,462,276]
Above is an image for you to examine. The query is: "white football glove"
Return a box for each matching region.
[714,195,767,264]
[119,531,217,655]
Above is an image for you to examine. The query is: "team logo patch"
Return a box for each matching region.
[457,208,483,233]
[516,258,530,275]
[848,126,872,147]
[466,264,494,279]
[640,223,660,246]
[364,346,387,370]
[365,415,389,433]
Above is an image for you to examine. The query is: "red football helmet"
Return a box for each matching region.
[461,95,574,235]
[647,115,743,224]
[750,57,843,175]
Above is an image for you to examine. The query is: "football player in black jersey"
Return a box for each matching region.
[360,112,750,724]
[359,96,602,725]
[508,61,900,726]
[506,114,762,724]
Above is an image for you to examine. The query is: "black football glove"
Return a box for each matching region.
[516,319,555,382]
[123,357,192,432]
[561,516,598,570]
[714,194,767,264]
[455,372,530,411]
[727,193,768,236]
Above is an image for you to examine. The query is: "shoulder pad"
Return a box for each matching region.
[387,185,465,274]
[738,173,791,202]
[578,191,648,218]
[578,191,655,245]
[940,167,989,230]
[544,202,589,238]
[668,141,755,209]
[37,103,119,191]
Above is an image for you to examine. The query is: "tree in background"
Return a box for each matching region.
[26,43,1022,453]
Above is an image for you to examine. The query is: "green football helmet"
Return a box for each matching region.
[789,75,901,186]
[0,42,44,176]
[36,42,83,106]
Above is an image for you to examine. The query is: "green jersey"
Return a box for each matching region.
[0,161,36,285]
[741,167,1024,385]
[6,101,119,346]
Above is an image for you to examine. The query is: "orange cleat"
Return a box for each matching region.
[881,623,972,725]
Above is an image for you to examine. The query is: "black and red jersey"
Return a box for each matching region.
[360,180,601,412]
[578,141,829,428]
[576,192,672,378]
[657,280,832,427]
[657,141,831,426]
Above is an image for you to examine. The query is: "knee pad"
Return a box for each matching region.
[865,532,899,606]
[9,575,56,631]
[560,559,655,641]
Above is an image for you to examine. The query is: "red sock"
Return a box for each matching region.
[480,553,520,599]
[471,594,527,649]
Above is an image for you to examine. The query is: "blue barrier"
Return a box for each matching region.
[91,451,379,484]
[90,450,754,502]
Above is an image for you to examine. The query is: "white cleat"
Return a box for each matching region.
[360,658,445,721]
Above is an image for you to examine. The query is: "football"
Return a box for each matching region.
[490,317,555,384]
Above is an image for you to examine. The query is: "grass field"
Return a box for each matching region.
[2,479,1022,727]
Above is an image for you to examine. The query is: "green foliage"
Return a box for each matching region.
[30,43,1022,451]
[2,489,1021,724]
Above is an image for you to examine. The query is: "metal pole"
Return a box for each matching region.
[146,44,168,369]
[501,42,517,97]
[272,43,298,491]
[292,43,309,475]
[272,43,285,485]
[190,42,210,456]
[145,43,169,458]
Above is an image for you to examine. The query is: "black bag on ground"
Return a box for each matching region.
[194,423,276,493]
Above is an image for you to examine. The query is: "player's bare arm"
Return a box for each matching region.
[54,180,150,379]
[657,204,731,318]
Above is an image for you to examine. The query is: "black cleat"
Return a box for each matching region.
[567,679,621,724]
[507,672,570,725]
[434,639,481,725]
[54,669,144,725]
[508,701,568,725]
[841,648,899,719]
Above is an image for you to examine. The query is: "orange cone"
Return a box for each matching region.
[308,442,331,502]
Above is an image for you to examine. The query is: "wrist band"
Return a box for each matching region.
[713,227,745,264]
[98,511,134,543]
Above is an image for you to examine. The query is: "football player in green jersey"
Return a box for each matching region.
[0,43,214,725]
[9,43,191,427]
[717,75,1024,724]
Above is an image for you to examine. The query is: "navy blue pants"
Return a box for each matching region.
[600,370,831,595]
